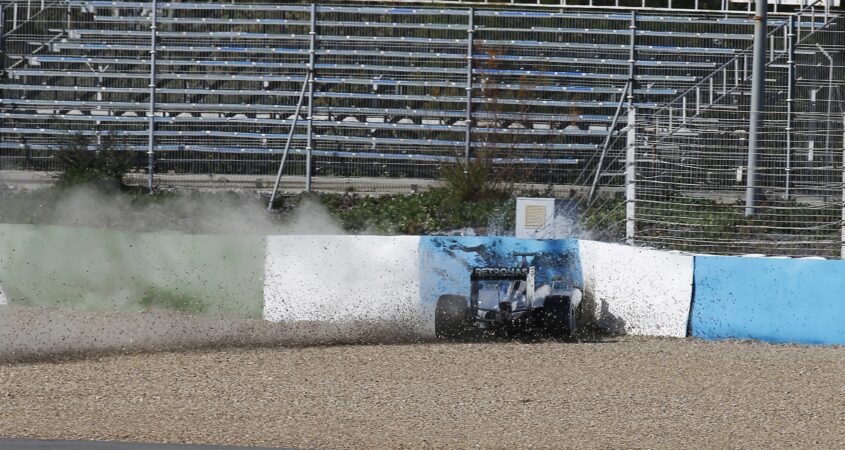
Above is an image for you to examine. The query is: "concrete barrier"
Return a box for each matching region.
[264,236,582,339]
[578,240,693,337]
[690,256,845,345]
[263,235,425,339]
[19,223,845,348]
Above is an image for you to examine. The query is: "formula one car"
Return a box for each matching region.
[435,252,583,340]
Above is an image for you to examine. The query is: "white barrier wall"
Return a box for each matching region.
[264,236,425,339]
[579,240,693,337]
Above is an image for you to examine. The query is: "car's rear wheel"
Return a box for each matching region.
[544,296,577,339]
[435,295,468,341]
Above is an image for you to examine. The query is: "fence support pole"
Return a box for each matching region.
[147,0,157,194]
[267,74,310,211]
[626,109,637,245]
[587,12,635,207]
[746,0,767,216]
[785,15,795,200]
[305,3,316,193]
[464,7,474,166]
[587,82,629,206]
[626,11,637,244]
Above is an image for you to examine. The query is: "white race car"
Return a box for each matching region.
[435,253,583,340]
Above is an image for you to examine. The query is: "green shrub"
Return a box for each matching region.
[316,156,528,234]
[440,157,505,204]
[320,188,515,235]
[55,133,132,190]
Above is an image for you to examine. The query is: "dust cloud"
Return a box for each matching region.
[0,186,432,362]
[0,185,345,235]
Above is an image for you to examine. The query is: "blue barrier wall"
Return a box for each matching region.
[691,256,845,345]
[418,237,581,317]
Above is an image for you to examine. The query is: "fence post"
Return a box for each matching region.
[0,7,5,73]
[628,11,636,117]
[0,6,5,153]
[745,0,767,216]
[784,15,795,200]
[841,112,845,259]
[809,89,817,162]
[626,111,637,245]
[305,3,316,193]
[464,7,474,166]
[147,0,157,194]
[816,44,833,168]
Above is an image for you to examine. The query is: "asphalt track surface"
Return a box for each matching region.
[3,336,845,449]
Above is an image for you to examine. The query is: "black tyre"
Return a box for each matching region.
[435,295,468,340]
[544,296,577,339]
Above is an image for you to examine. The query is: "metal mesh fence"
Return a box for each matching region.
[1,0,843,256]
[585,7,845,257]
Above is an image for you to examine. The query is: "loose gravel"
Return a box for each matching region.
[2,336,845,449]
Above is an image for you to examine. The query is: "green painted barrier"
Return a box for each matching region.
[0,224,264,318]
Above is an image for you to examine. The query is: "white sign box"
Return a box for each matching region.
[515,198,581,239]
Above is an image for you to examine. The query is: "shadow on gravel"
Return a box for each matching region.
[1,299,629,365]
[0,305,437,365]
[593,299,629,336]
[431,298,627,346]
[2,328,623,366]
[431,328,621,346]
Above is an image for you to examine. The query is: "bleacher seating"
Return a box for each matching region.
[0,0,829,179]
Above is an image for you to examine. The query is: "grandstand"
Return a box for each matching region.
[0,0,843,256]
